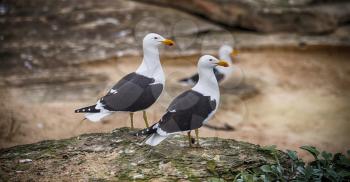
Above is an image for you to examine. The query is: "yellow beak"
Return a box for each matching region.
[216,60,229,67]
[162,39,175,46]
[231,49,239,57]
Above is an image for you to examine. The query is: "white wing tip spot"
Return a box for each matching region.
[110,89,118,94]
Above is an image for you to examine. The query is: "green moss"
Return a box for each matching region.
[0,168,9,181]
[207,160,218,175]
[77,159,86,165]
[207,177,226,182]
[13,163,31,171]
[88,178,109,182]
[0,138,74,160]
[0,128,294,181]
[116,170,133,181]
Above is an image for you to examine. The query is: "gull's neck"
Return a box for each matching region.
[216,52,233,75]
[192,67,220,101]
[136,45,164,84]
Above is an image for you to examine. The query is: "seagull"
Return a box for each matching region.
[135,55,228,147]
[75,33,174,129]
[178,45,238,85]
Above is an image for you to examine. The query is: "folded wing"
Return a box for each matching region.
[157,90,217,134]
[101,72,163,112]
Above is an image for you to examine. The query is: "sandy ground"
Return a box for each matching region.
[1,48,350,159]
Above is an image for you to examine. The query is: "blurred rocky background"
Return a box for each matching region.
[138,0,350,34]
[1,0,350,74]
[0,0,349,159]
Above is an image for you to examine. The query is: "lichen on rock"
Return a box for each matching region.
[0,127,291,181]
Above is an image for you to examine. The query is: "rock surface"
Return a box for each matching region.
[0,0,221,75]
[0,128,290,181]
[135,0,350,34]
[1,0,349,77]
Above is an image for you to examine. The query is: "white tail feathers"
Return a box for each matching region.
[84,112,111,122]
[145,133,167,146]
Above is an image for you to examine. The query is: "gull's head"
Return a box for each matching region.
[219,45,239,58]
[198,55,229,69]
[143,33,175,47]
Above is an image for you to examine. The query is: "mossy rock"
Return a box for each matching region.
[0,128,291,181]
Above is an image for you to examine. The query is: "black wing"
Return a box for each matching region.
[179,68,224,84]
[180,73,199,84]
[101,73,163,112]
[213,68,225,82]
[157,90,216,134]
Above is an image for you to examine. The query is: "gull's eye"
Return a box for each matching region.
[154,37,158,39]
[209,59,213,62]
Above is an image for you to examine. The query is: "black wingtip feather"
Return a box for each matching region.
[75,105,100,113]
[178,78,190,83]
[133,125,157,137]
